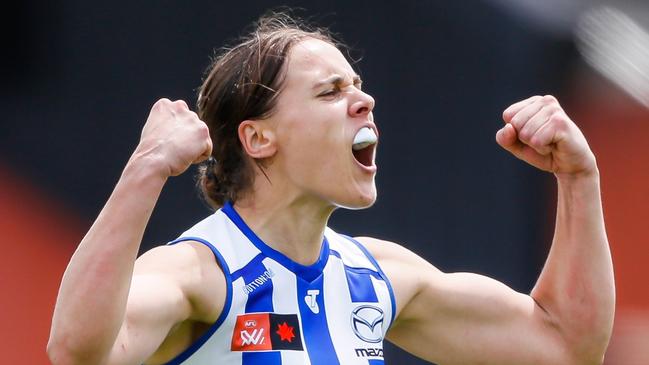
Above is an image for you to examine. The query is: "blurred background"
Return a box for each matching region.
[1,0,647,364]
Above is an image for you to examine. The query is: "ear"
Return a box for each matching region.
[238,120,277,159]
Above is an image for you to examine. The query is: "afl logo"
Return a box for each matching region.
[350,305,384,343]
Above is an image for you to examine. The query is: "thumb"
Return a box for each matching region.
[496,123,519,151]
[495,123,529,160]
[495,122,551,171]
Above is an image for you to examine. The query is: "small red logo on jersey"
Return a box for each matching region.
[276,322,296,342]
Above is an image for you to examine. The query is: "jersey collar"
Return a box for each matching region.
[222,202,330,282]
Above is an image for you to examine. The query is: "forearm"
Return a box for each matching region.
[531,169,615,361]
[48,153,168,364]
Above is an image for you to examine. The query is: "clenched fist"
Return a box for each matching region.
[135,98,212,177]
[496,95,597,177]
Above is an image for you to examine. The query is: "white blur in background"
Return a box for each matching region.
[576,6,649,109]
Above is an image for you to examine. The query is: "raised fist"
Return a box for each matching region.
[496,95,597,177]
[136,98,212,177]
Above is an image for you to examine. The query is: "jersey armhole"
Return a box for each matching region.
[162,237,233,365]
[341,234,397,329]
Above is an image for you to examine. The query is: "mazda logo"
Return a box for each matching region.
[350,305,384,343]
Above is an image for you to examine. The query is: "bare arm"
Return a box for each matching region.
[510,98,615,362]
[362,238,570,365]
[499,95,614,362]
[110,242,225,365]
[362,95,614,365]
[47,99,213,365]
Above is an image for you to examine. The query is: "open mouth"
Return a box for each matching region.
[352,144,375,167]
[352,127,378,168]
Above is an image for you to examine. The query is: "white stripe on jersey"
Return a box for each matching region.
[322,255,360,363]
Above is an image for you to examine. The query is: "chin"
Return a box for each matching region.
[334,187,377,210]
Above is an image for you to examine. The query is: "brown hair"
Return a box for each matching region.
[196,11,339,208]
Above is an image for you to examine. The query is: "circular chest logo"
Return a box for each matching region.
[350,305,385,343]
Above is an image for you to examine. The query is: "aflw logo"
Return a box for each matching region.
[240,328,265,345]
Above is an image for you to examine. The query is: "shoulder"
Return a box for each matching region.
[136,240,213,274]
[353,236,442,274]
[353,236,443,321]
[134,241,227,323]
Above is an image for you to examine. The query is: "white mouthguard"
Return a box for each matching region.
[352,127,377,151]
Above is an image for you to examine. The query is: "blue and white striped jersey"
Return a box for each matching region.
[164,202,396,365]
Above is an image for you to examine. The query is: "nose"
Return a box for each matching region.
[348,90,375,118]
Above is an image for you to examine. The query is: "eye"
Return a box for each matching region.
[318,87,341,97]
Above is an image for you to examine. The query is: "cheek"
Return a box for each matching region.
[288,133,340,170]
[283,133,346,188]
[275,101,349,168]
[281,118,342,154]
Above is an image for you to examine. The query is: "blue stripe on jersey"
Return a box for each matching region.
[163,237,233,365]
[297,275,340,365]
[222,202,329,282]
[344,266,379,303]
[240,254,275,313]
[239,254,281,365]
[243,350,280,364]
[342,235,397,327]
[368,360,385,365]
[231,253,267,282]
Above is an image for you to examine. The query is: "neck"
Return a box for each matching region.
[234,177,335,266]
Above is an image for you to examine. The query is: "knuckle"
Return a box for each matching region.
[199,122,209,133]
[183,110,197,120]
[519,129,532,142]
[173,99,189,110]
[529,135,543,148]
[198,122,210,137]
[153,98,171,108]
[549,112,565,124]
[545,105,561,114]
[542,95,557,104]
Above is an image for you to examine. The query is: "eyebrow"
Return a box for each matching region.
[313,74,362,89]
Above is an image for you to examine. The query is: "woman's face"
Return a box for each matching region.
[267,38,379,210]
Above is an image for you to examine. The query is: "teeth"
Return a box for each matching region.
[352,127,377,151]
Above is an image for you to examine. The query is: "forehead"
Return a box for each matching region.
[283,38,356,86]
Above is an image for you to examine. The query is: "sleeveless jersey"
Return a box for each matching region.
[163,202,396,365]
